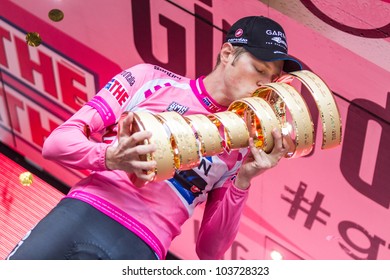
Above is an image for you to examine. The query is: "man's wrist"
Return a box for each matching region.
[234,175,251,190]
[105,146,116,170]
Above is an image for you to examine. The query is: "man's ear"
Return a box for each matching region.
[220,43,235,65]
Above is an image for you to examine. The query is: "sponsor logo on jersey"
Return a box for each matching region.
[154,65,182,80]
[104,78,129,106]
[169,169,208,204]
[168,157,213,204]
[167,102,189,115]
[120,70,135,86]
[202,96,220,112]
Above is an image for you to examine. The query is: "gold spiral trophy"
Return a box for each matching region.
[128,70,342,182]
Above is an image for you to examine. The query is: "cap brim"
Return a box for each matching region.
[281,58,302,72]
[243,46,302,72]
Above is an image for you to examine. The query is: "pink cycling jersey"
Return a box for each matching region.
[42,63,250,260]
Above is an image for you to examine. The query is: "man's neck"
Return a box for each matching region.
[202,68,230,107]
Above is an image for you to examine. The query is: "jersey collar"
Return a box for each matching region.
[190,76,227,113]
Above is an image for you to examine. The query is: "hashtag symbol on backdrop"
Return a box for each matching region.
[281,182,331,229]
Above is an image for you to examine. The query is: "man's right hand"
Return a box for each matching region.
[105,112,157,182]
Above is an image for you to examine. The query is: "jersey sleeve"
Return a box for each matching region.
[84,63,157,125]
[195,178,249,260]
[195,149,250,260]
[42,64,154,171]
[42,105,110,170]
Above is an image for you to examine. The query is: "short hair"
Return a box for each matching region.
[214,46,247,69]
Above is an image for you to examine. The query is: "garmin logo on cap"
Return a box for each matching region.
[271,37,287,48]
[266,29,286,39]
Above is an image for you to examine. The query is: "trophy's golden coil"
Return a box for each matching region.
[229,97,280,153]
[286,70,342,150]
[253,82,315,158]
[208,111,250,152]
[132,111,175,181]
[155,111,200,170]
[185,114,223,157]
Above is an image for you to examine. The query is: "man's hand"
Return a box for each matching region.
[235,128,291,190]
[105,112,157,182]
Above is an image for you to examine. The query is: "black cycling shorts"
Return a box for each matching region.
[7,198,158,260]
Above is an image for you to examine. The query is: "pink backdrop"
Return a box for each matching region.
[0,0,389,260]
